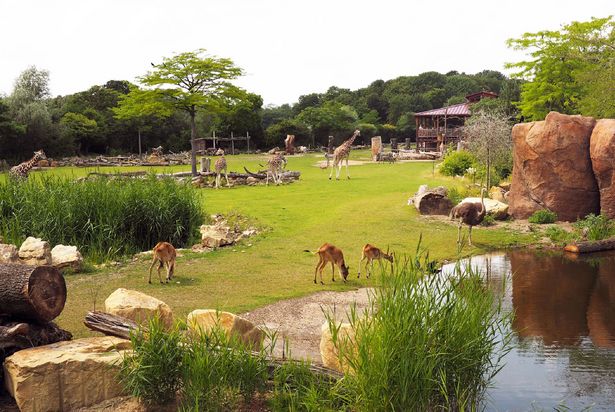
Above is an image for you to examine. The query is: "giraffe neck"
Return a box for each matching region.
[22,155,41,173]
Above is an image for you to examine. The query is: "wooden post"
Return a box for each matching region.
[327,136,334,154]
[247,132,250,153]
[231,132,235,155]
[200,157,211,173]
[405,138,412,150]
[213,130,216,149]
[371,136,382,161]
[390,138,398,152]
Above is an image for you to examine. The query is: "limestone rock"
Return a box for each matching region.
[459,197,509,220]
[104,288,173,329]
[51,244,83,271]
[509,112,599,221]
[37,159,49,168]
[408,185,452,215]
[246,176,259,185]
[489,186,507,203]
[200,224,236,248]
[590,119,615,219]
[18,237,51,266]
[187,309,264,350]
[0,243,19,264]
[3,336,131,412]
[319,322,356,373]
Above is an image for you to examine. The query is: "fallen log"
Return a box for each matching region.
[0,320,72,352]
[564,237,615,254]
[0,264,67,322]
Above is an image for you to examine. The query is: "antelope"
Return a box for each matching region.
[305,243,349,285]
[148,242,177,284]
[358,244,394,279]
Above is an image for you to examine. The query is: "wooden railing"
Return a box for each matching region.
[417,127,463,139]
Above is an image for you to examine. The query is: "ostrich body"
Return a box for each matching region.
[450,188,487,246]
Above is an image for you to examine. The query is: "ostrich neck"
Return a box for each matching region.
[480,191,486,214]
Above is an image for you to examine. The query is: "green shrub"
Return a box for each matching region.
[574,213,615,241]
[481,214,496,226]
[528,209,558,224]
[440,151,477,177]
[447,185,481,206]
[545,226,575,245]
[0,175,204,262]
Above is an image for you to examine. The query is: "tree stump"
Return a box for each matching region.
[390,138,398,152]
[0,264,67,322]
[409,186,453,215]
[371,136,382,161]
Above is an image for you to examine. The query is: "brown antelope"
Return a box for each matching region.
[305,243,349,284]
[358,244,394,279]
[148,242,177,284]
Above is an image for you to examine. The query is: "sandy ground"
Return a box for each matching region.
[242,287,373,361]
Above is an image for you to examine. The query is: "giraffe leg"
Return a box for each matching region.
[346,157,350,179]
[215,173,220,189]
[224,170,229,187]
[329,161,334,180]
[336,162,342,180]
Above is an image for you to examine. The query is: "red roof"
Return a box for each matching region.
[414,102,471,117]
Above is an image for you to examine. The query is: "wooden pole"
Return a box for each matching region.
[231,132,235,155]
[213,130,216,149]
[247,132,250,153]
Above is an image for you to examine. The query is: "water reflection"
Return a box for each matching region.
[442,250,615,411]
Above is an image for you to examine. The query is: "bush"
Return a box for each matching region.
[447,185,481,206]
[481,214,496,226]
[545,226,575,245]
[0,175,204,262]
[440,151,477,177]
[528,209,558,224]
[574,213,615,241]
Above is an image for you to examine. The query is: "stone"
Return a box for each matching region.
[51,244,83,271]
[3,336,131,412]
[408,185,453,215]
[458,197,509,220]
[509,112,599,221]
[18,237,51,266]
[187,309,264,350]
[37,159,49,168]
[246,176,259,185]
[104,288,173,329]
[489,186,506,203]
[371,136,382,161]
[319,322,356,373]
[200,224,236,248]
[0,243,19,264]
[267,147,280,154]
[590,119,615,219]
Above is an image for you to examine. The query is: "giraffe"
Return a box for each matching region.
[329,129,360,180]
[214,151,229,189]
[266,153,286,186]
[9,150,47,181]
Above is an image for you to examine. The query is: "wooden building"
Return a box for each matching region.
[414,91,498,150]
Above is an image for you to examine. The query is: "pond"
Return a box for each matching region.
[443,250,615,411]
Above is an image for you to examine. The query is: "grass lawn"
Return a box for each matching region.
[4,151,534,336]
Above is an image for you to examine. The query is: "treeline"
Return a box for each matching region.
[0,66,519,161]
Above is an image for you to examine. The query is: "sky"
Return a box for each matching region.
[0,0,612,106]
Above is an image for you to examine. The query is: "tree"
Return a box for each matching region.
[0,99,25,159]
[296,102,357,146]
[59,112,97,155]
[10,66,50,107]
[136,49,244,175]
[506,16,614,120]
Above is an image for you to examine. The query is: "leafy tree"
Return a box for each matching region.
[292,93,322,116]
[0,99,25,159]
[265,119,310,147]
[215,92,265,148]
[262,104,293,130]
[136,49,244,175]
[296,102,357,146]
[59,112,97,154]
[10,66,50,107]
[396,112,415,137]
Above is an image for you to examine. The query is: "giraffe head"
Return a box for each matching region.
[34,150,46,160]
[354,129,361,136]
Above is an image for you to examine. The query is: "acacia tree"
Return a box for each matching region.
[134,49,244,175]
[463,110,512,189]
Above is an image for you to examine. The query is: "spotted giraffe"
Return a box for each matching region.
[9,150,47,181]
[214,151,229,189]
[329,129,360,180]
[266,153,286,186]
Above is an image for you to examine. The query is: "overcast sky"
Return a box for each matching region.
[0,0,612,106]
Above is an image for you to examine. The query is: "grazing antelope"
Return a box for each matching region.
[304,243,349,285]
[358,244,394,278]
[148,242,177,284]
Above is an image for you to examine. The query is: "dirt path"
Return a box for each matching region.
[242,288,372,362]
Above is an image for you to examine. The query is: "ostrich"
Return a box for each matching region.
[450,188,487,246]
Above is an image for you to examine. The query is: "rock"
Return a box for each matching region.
[18,237,51,266]
[298,146,308,153]
[371,136,382,161]
[50,244,83,271]
[104,288,173,330]
[3,336,131,412]
[459,197,509,220]
[408,185,453,215]
[187,309,264,350]
[498,182,511,191]
[489,186,506,203]
[246,176,259,185]
[50,161,59,168]
[267,147,280,154]
[191,243,213,253]
[590,119,615,219]
[200,224,236,248]
[509,112,599,221]
[319,322,356,373]
[0,243,19,264]
[37,159,49,168]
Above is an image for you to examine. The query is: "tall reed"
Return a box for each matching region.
[0,175,204,262]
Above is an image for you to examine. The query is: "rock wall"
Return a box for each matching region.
[509,112,600,221]
[590,119,615,219]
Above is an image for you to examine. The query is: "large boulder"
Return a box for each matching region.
[3,336,130,412]
[458,197,509,220]
[0,243,19,264]
[105,288,173,330]
[408,185,453,215]
[200,224,236,248]
[509,112,599,221]
[18,237,51,266]
[187,309,264,350]
[489,186,507,203]
[590,119,615,219]
[51,244,83,271]
[319,322,356,373]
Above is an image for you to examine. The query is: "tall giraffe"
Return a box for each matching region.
[266,153,286,186]
[329,129,360,180]
[214,151,229,189]
[9,150,46,181]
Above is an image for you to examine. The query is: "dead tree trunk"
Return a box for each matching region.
[0,264,66,322]
[564,238,615,253]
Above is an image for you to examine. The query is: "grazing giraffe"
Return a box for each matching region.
[266,153,286,186]
[214,151,229,189]
[329,129,360,180]
[9,150,46,181]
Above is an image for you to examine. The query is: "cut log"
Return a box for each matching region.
[564,238,615,254]
[0,320,71,352]
[409,186,453,215]
[84,310,139,339]
[0,264,66,322]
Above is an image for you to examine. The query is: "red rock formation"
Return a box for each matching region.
[590,119,615,219]
[509,112,599,221]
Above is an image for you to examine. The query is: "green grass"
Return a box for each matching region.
[1,151,533,337]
